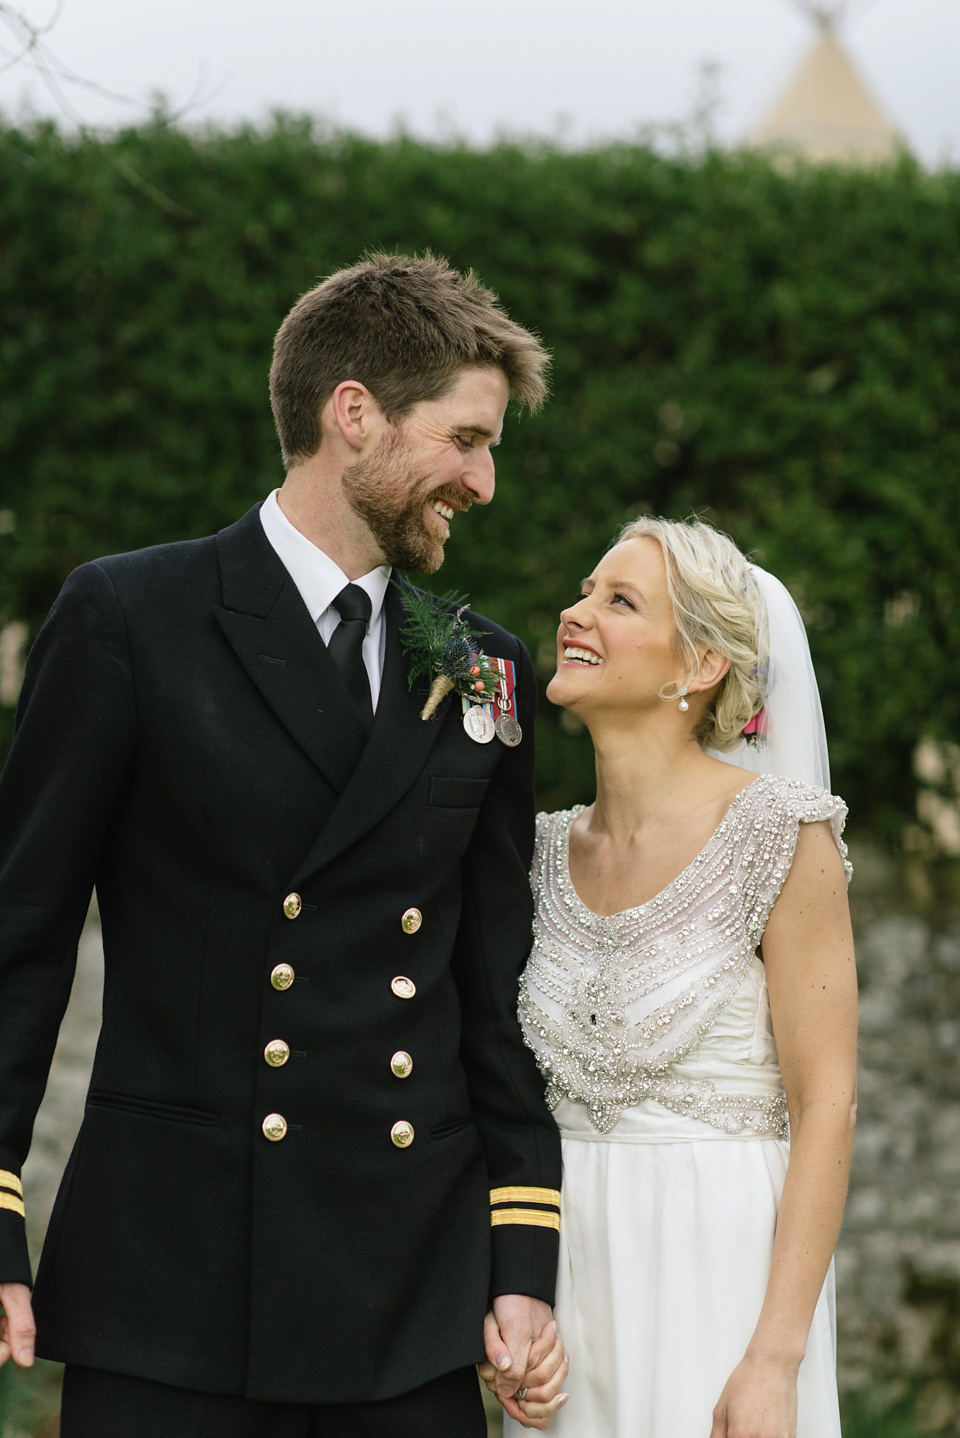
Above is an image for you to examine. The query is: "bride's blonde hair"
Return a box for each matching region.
[614,516,768,753]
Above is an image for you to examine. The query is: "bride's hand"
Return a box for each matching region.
[710,1353,798,1438]
[478,1318,569,1429]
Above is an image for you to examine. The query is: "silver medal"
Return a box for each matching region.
[495,714,523,747]
[463,704,496,744]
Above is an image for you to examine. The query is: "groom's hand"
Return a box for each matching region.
[0,1283,35,1367]
[484,1293,551,1394]
[482,1297,567,1428]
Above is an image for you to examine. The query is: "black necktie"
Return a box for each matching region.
[328,583,373,731]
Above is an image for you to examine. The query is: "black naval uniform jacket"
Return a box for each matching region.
[0,504,562,1403]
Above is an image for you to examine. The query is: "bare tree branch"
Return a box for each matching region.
[0,1,231,213]
[0,1,227,130]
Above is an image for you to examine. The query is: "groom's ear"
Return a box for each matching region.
[691,648,731,693]
[326,380,383,452]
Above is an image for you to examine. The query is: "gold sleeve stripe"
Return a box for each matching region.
[0,1171,23,1198]
[491,1208,560,1231]
[490,1187,560,1209]
[0,1192,26,1219]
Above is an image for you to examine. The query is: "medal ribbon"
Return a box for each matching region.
[491,659,518,724]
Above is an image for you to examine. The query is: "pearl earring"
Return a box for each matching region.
[678,688,689,712]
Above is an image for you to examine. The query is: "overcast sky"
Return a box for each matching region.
[2,0,957,165]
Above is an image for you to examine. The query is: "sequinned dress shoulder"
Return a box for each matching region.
[518,775,850,1136]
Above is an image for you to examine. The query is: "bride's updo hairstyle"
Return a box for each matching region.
[615,516,768,753]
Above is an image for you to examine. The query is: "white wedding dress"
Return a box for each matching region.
[507,775,850,1438]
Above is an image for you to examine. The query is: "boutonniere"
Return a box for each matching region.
[398,586,503,721]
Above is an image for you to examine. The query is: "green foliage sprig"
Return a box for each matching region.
[398,586,503,720]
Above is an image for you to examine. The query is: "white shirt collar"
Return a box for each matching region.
[259,489,391,628]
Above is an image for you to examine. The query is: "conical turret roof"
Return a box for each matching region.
[751,22,900,162]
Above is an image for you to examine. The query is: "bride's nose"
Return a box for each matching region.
[559,597,590,630]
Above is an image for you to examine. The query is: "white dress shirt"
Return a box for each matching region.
[259,489,391,711]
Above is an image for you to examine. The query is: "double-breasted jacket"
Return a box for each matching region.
[0,505,561,1403]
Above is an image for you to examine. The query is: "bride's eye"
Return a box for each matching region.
[612,592,635,608]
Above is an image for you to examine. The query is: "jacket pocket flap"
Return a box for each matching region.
[87,1091,221,1127]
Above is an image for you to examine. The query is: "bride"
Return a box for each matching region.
[484,516,857,1436]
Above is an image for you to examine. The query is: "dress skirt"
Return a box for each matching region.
[505,1097,841,1438]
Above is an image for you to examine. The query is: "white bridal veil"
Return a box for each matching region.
[709,566,831,791]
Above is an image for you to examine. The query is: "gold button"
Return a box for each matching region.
[391,975,416,1000]
[390,1120,415,1148]
[282,892,302,920]
[264,1039,290,1068]
[270,963,295,991]
[390,1050,414,1079]
[401,907,422,934]
[262,1113,288,1142]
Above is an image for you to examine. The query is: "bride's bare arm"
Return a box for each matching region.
[711,818,858,1438]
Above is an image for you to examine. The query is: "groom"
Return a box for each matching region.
[0,253,561,1434]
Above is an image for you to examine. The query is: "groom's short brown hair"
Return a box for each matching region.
[269,251,550,468]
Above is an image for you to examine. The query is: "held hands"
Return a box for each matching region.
[479,1296,569,1429]
[0,1283,35,1368]
[710,1352,799,1438]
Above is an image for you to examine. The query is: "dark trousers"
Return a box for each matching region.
[60,1364,488,1438]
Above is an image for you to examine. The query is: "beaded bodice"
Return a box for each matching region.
[519,776,850,1137]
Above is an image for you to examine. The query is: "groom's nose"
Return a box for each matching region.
[461,446,496,506]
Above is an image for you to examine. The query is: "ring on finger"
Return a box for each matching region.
[517,1387,527,1400]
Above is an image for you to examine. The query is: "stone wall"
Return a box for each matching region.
[836,844,960,1433]
[20,845,960,1433]
[22,908,103,1268]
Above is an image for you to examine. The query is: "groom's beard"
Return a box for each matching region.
[342,428,467,574]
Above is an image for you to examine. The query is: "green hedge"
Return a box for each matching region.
[1,118,958,837]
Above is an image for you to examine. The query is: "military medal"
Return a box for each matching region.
[462,698,496,744]
[495,714,522,747]
[492,658,523,747]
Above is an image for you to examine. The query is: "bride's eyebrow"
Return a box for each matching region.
[604,579,645,601]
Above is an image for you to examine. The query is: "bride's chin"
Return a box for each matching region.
[546,680,586,721]
[545,674,566,705]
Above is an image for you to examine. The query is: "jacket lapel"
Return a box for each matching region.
[212,507,366,792]
[291,576,453,883]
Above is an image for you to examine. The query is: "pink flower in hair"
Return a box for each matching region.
[742,707,768,746]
